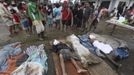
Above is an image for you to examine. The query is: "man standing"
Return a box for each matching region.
[61,1,73,32]
[82,2,92,31]
[0,0,14,36]
[27,0,45,40]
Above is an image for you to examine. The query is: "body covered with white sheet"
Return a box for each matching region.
[67,34,102,68]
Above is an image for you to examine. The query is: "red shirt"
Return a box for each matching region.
[62,8,72,21]
[13,13,20,24]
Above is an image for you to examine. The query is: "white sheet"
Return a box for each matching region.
[93,40,113,54]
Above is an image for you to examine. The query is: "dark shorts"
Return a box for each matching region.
[62,19,71,26]
[55,19,60,25]
[60,49,80,61]
[77,18,82,27]
[83,16,89,23]
[22,19,29,28]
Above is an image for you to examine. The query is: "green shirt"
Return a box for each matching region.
[27,2,43,21]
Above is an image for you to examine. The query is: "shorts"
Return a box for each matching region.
[83,16,89,24]
[62,19,71,26]
[21,19,29,28]
[59,49,80,61]
[47,16,53,25]
[55,19,60,25]
[60,49,72,61]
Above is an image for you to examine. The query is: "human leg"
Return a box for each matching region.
[8,25,15,36]
[71,58,87,73]
[59,54,67,75]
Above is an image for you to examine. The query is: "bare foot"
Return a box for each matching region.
[77,69,88,73]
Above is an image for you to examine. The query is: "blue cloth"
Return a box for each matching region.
[78,34,97,54]
[0,51,9,67]
[26,45,48,74]
[112,47,129,59]
[0,43,22,72]
[53,8,61,19]
[21,19,30,28]
[3,44,22,56]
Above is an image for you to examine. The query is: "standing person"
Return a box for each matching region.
[39,3,46,26]
[72,3,78,29]
[77,5,84,28]
[61,1,73,32]
[82,2,92,31]
[20,10,31,36]
[18,2,31,36]
[89,7,108,32]
[0,0,14,36]
[46,4,53,31]
[117,5,124,19]
[110,8,118,17]
[88,8,99,32]
[73,4,84,29]
[27,0,45,40]
[53,3,62,30]
[11,9,22,33]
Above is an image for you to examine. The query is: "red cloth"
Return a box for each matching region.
[13,13,20,24]
[62,8,72,21]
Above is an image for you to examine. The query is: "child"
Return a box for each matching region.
[46,5,53,31]
[21,17,31,36]
[11,9,22,33]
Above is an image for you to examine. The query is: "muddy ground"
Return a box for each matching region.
[0,18,134,75]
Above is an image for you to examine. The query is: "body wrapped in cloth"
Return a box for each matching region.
[67,34,102,68]
[0,42,22,72]
[11,44,48,75]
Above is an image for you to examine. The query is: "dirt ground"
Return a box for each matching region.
[0,18,134,75]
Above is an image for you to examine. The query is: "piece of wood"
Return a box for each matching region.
[52,53,90,75]
[106,20,134,31]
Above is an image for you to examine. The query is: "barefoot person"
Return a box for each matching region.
[52,39,87,75]
[61,1,73,32]
[27,0,45,40]
[0,0,14,36]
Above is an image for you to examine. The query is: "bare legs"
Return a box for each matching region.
[71,58,87,73]
[8,25,15,36]
[59,54,67,75]
[59,54,87,75]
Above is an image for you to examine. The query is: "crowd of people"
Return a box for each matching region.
[0,0,133,41]
[110,4,134,25]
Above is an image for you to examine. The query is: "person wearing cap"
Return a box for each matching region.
[27,0,45,40]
